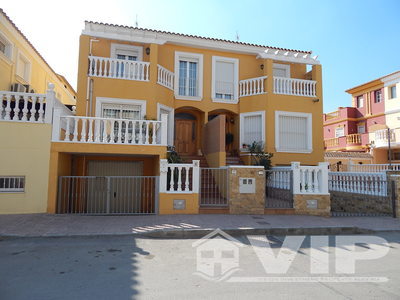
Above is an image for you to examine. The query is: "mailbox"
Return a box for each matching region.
[239,177,256,194]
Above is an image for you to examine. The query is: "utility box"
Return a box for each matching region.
[239,177,256,194]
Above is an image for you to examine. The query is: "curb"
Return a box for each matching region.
[0,226,389,240]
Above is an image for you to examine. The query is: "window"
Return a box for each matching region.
[335,127,345,137]
[240,111,265,148]
[357,124,365,134]
[275,111,312,153]
[390,86,397,99]
[16,52,31,82]
[174,52,203,100]
[0,30,13,60]
[356,95,364,108]
[102,104,141,120]
[374,90,382,103]
[273,63,290,78]
[110,43,142,61]
[212,56,238,103]
[0,176,25,192]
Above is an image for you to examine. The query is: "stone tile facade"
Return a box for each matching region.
[293,194,331,217]
[228,167,265,214]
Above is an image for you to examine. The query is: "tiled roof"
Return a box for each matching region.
[85,21,312,54]
[324,151,373,159]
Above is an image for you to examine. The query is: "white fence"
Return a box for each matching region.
[348,163,400,172]
[88,56,150,81]
[239,76,267,97]
[159,159,200,193]
[268,167,291,190]
[292,162,329,194]
[273,77,316,97]
[329,172,387,196]
[53,114,168,146]
[157,64,174,90]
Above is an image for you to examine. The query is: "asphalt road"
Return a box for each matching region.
[0,232,399,300]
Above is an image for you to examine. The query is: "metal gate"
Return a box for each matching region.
[265,169,294,208]
[57,176,158,215]
[200,168,229,207]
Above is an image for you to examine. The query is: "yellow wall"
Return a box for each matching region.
[159,193,199,214]
[0,122,51,213]
[0,11,76,105]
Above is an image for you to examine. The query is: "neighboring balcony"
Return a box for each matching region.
[52,113,168,146]
[324,133,367,150]
[374,128,400,149]
[88,56,150,81]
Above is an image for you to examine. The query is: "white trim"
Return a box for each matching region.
[157,103,174,146]
[0,29,13,64]
[83,22,320,65]
[110,43,143,61]
[273,63,290,78]
[174,51,203,101]
[211,56,239,103]
[275,111,312,153]
[95,97,146,118]
[239,111,266,150]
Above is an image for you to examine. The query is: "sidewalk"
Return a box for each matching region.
[1,214,400,238]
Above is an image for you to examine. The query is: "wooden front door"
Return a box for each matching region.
[175,119,196,155]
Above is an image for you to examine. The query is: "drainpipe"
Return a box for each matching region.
[86,38,99,117]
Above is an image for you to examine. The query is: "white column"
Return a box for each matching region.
[318,162,329,194]
[44,83,56,124]
[159,159,168,193]
[192,160,200,194]
[51,108,62,141]
[291,162,301,194]
[161,114,168,146]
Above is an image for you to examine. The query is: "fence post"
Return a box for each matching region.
[51,108,61,141]
[192,160,200,193]
[44,83,56,124]
[318,162,329,194]
[291,162,300,194]
[161,114,168,146]
[159,159,168,193]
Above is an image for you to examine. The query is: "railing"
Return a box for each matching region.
[157,64,174,90]
[200,168,229,207]
[324,137,339,148]
[265,168,293,208]
[348,163,400,172]
[325,110,339,120]
[329,172,387,196]
[1,91,47,123]
[273,77,317,97]
[292,162,329,194]
[346,133,361,144]
[239,76,267,97]
[160,160,200,193]
[52,114,168,146]
[374,128,398,148]
[88,56,150,81]
[268,167,292,190]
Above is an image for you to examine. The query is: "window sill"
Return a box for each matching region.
[275,148,313,154]
[15,74,29,85]
[212,97,238,104]
[175,95,202,101]
[0,52,13,65]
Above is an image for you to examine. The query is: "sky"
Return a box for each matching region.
[2,0,399,113]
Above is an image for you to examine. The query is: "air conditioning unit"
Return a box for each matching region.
[11,83,27,92]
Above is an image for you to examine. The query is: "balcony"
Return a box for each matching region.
[52,114,168,146]
[346,133,361,145]
[325,133,367,150]
[239,76,267,97]
[273,76,316,97]
[88,56,150,81]
[324,110,339,121]
[374,128,400,149]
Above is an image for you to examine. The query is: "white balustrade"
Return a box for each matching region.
[157,64,174,90]
[348,163,400,173]
[88,56,150,81]
[328,172,387,196]
[268,167,291,190]
[159,159,200,193]
[52,114,168,146]
[374,128,398,148]
[0,91,47,123]
[239,76,267,97]
[273,76,316,97]
[291,162,329,194]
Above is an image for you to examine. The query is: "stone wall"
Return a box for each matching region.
[330,191,392,215]
[293,194,331,217]
[228,167,265,214]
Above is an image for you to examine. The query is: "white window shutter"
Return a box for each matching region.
[279,115,307,151]
[243,114,262,145]
[215,61,234,95]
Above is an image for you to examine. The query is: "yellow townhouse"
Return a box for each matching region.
[45,21,325,215]
[0,9,76,213]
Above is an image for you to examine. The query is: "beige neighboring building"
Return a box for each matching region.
[325,151,373,172]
